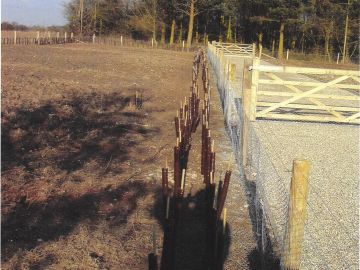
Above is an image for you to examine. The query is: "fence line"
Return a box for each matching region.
[150,49,232,270]
[209,41,289,265]
[1,31,198,51]
[259,47,359,65]
[90,36,197,51]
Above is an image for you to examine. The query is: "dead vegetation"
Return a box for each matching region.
[1,44,196,269]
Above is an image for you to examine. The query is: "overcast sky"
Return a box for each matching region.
[1,0,70,26]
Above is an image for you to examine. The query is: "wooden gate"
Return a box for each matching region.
[246,59,360,124]
[211,41,255,58]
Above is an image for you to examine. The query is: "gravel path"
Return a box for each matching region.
[253,119,359,269]
[211,53,359,269]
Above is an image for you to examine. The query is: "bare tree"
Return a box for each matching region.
[79,0,84,36]
[175,0,215,49]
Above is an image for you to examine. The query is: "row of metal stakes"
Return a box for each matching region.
[149,49,232,270]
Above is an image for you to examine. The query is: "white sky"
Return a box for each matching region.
[1,0,71,26]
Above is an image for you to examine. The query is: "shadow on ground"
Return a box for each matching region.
[2,181,148,261]
[152,188,231,270]
[1,91,158,261]
[2,91,156,175]
[243,180,281,270]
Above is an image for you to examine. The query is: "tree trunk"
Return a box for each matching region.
[342,0,350,63]
[324,32,330,61]
[203,32,207,45]
[186,0,195,49]
[301,32,305,54]
[99,19,102,37]
[278,22,285,59]
[170,19,176,45]
[160,21,166,44]
[178,21,183,43]
[324,20,334,62]
[195,32,199,43]
[272,38,275,56]
[80,0,84,36]
[291,38,296,50]
[94,0,97,33]
[234,16,237,42]
[152,0,157,41]
[258,32,263,46]
[226,17,232,42]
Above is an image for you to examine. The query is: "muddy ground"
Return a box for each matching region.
[1,44,257,269]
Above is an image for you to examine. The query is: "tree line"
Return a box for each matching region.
[66,0,359,60]
[1,22,64,33]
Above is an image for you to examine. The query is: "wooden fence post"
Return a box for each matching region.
[229,64,236,82]
[241,59,252,170]
[336,53,340,64]
[14,31,17,45]
[252,43,256,58]
[283,159,310,270]
[226,60,230,81]
[121,35,123,46]
[57,32,60,42]
[220,51,225,83]
[259,44,263,60]
[249,57,260,121]
[286,49,289,60]
[65,32,67,43]
[92,33,96,44]
[71,32,74,41]
[36,31,40,44]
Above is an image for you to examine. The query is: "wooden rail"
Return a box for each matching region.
[210,41,255,58]
[247,60,360,124]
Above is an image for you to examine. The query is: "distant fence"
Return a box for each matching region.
[2,37,75,45]
[88,35,197,51]
[259,47,359,65]
[283,50,359,65]
[1,31,75,45]
[1,30,198,51]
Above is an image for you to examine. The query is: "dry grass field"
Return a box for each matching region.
[1,44,196,269]
[2,43,260,269]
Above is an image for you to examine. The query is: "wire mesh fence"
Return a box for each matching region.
[207,43,359,269]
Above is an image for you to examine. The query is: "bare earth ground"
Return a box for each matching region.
[2,44,257,269]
